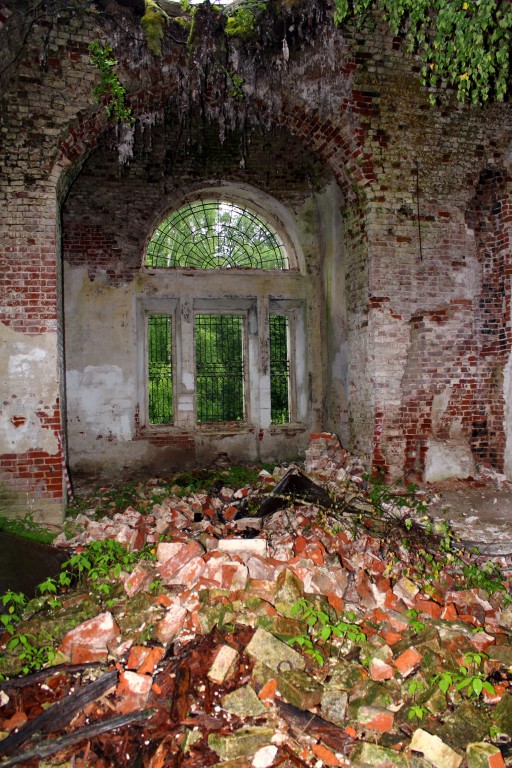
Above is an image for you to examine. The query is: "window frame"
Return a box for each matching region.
[268,299,307,426]
[138,298,179,429]
[137,295,306,432]
[137,189,309,435]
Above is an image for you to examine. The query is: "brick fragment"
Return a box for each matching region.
[393,646,423,677]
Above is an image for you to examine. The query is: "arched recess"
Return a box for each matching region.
[138,186,308,432]
[58,109,360,479]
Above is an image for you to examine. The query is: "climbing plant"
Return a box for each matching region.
[88,41,133,123]
[334,0,512,104]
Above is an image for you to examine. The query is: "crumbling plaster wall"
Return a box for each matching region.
[2,0,512,518]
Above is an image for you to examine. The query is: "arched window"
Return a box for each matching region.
[145,200,288,270]
[141,194,305,429]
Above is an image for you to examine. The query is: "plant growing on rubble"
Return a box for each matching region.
[6,632,56,676]
[364,475,429,520]
[288,599,366,665]
[433,652,495,700]
[288,632,325,666]
[463,561,510,602]
[62,539,146,582]
[405,608,426,634]
[407,679,428,721]
[37,578,63,610]
[0,591,27,635]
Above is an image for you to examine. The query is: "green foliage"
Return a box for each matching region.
[408,703,428,720]
[365,475,429,518]
[195,314,244,422]
[288,632,325,666]
[432,652,495,700]
[88,41,133,123]
[288,598,366,666]
[334,0,512,104]
[0,512,56,545]
[141,0,168,56]
[6,632,56,675]
[227,68,245,101]
[225,2,266,38]
[61,539,149,584]
[37,577,63,609]
[406,679,428,720]
[0,591,27,634]
[463,560,510,601]
[405,608,426,634]
[148,314,173,425]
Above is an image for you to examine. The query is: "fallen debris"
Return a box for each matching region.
[1,434,512,767]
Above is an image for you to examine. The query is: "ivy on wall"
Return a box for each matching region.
[334,0,512,104]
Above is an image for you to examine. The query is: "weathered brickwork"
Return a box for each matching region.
[2,0,512,517]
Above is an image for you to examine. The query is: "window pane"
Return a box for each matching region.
[195,314,244,422]
[270,314,290,424]
[146,201,287,269]
[148,315,173,424]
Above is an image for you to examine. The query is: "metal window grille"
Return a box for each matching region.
[195,314,244,422]
[269,314,290,424]
[146,200,288,270]
[147,314,173,424]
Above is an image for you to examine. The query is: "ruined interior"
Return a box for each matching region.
[2,0,512,523]
[62,119,343,476]
[5,5,512,764]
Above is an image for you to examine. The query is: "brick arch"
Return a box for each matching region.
[51,80,371,206]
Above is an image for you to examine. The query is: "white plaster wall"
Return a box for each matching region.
[64,264,143,469]
[0,322,59,455]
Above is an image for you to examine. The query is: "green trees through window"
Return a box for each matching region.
[147,312,291,424]
[146,200,287,270]
[148,314,173,424]
[269,314,290,424]
[195,314,245,422]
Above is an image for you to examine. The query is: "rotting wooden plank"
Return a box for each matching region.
[169,661,191,722]
[0,670,118,757]
[0,709,153,768]
[0,661,106,690]
[275,699,354,755]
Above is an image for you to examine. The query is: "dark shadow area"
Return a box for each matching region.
[0,532,68,597]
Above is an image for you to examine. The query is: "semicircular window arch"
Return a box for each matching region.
[145,200,289,270]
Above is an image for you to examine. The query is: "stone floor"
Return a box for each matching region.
[427,477,512,554]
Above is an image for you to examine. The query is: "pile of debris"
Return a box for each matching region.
[1,434,512,768]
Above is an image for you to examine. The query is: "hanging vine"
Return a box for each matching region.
[334,0,512,104]
[88,41,133,122]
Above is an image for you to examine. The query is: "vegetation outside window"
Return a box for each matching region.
[195,314,245,422]
[146,200,287,270]
[147,314,173,424]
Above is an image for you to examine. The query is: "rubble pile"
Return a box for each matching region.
[1,434,512,768]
